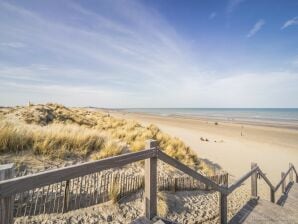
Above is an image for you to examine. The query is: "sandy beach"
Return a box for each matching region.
[108,110,298,184]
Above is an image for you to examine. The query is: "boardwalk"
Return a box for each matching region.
[230,183,298,224]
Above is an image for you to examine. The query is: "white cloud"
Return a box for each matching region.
[281,16,298,29]
[226,0,246,13]
[0,1,297,107]
[209,12,217,20]
[0,42,26,48]
[246,19,265,38]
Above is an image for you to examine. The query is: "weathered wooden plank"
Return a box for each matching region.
[228,166,259,194]
[258,168,275,190]
[275,166,292,191]
[281,172,286,193]
[219,192,228,224]
[0,163,15,224]
[251,163,258,198]
[229,198,298,224]
[289,163,293,182]
[0,149,155,197]
[282,183,298,214]
[144,140,158,220]
[158,150,226,193]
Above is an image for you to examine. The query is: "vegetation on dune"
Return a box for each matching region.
[0,122,124,159]
[0,103,212,174]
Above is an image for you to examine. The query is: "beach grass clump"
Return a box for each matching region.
[157,193,169,217]
[0,121,34,152]
[91,140,126,160]
[0,121,122,159]
[32,124,107,158]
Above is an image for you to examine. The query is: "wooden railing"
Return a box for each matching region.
[0,139,297,224]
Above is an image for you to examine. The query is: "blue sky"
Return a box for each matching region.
[0,0,298,107]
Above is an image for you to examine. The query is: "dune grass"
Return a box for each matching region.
[0,121,123,159]
[0,103,212,174]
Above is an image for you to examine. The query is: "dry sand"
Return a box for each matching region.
[108,111,298,184]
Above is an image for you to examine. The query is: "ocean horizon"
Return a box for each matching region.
[119,108,298,125]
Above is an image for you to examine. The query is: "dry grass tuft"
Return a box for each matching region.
[157,193,169,217]
[109,181,120,204]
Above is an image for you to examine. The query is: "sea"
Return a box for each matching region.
[120,108,298,127]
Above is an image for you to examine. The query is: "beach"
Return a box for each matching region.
[108,110,298,184]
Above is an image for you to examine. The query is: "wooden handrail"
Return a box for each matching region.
[292,166,298,176]
[274,165,294,192]
[227,166,258,194]
[0,149,156,197]
[157,150,226,193]
[257,168,275,190]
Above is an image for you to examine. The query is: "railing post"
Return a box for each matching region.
[281,172,286,193]
[270,188,275,203]
[144,139,158,220]
[219,192,228,224]
[251,163,258,199]
[0,164,15,224]
[289,163,293,182]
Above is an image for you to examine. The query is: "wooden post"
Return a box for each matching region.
[251,163,258,199]
[0,163,15,224]
[219,192,228,224]
[144,139,158,220]
[289,163,293,182]
[62,180,70,213]
[270,188,275,203]
[281,172,286,193]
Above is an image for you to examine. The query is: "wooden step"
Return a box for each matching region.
[230,183,298,224]
[280,183,298,215]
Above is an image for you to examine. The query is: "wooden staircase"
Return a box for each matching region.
[230,183,298,223]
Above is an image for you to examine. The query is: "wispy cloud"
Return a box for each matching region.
[281,16,298,29]
[0,1,204,106]
[0,42,26,48]
[209,12,217,20]
[246,19,265,38]
[0,1,297,107]
[226,0,246,13]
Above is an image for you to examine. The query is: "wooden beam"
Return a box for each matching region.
[270,188,275,203]
[281,172,286,193]
[219,192,228,224]
[251,163,258,198]
[0,164,15,224]
[0,149,155,197]
[157,150,226,193]
[289,163,293,182]
[257,168,274,190]
[275,166,292,191]
[144,140,157,220]
[228,166,258,194]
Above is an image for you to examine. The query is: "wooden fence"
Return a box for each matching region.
[9,171,228,217]
[0,139,297,224]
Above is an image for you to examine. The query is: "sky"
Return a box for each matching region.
[0,0,298,108]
